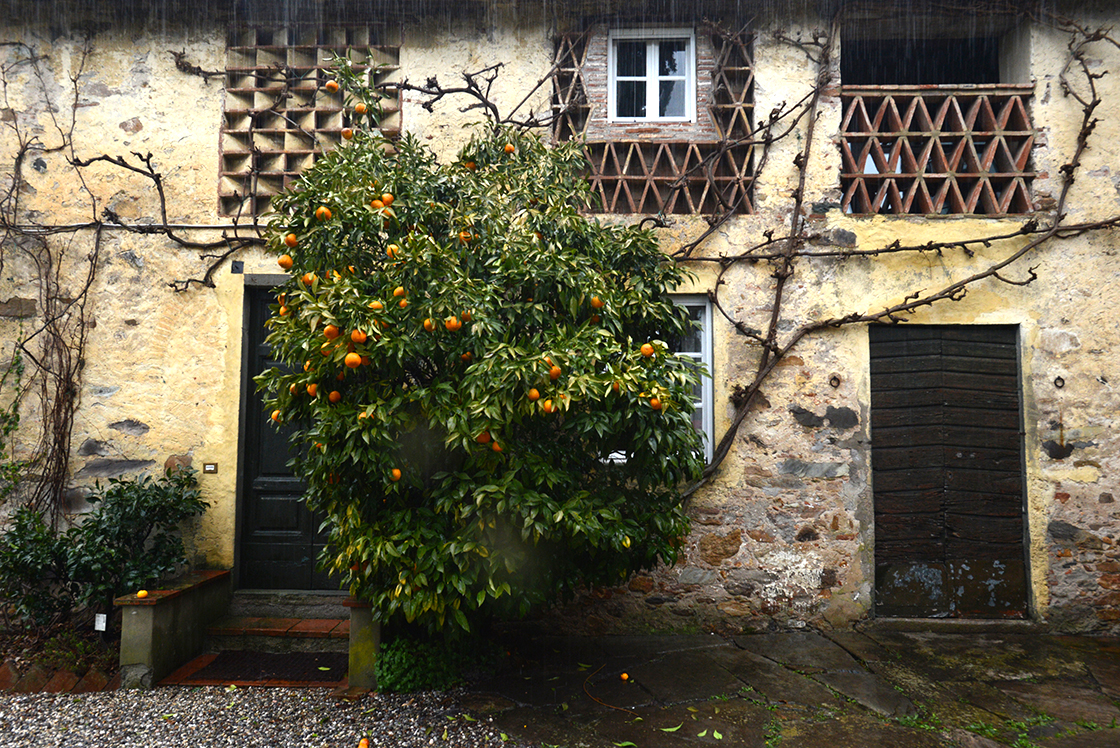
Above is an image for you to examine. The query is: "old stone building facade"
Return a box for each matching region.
[2,0,1120,634]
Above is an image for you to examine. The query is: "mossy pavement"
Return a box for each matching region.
[459,623,1120,747]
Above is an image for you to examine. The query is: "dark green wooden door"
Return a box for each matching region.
[239,287,334,590]
[870,325,1027,618]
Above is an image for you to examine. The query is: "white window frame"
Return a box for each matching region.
[672,295,713,462]
[608,28,696,123]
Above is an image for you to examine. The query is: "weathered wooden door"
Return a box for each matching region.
[870,325,1027,618]
[239,286,334,590]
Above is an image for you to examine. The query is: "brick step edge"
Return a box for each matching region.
[206,617,349,639]
[0,659,119,693]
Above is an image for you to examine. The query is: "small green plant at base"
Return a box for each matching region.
[0,467,207,628]
[39,628,115,674]
[375,630,502,693]
[965,721,1000,739]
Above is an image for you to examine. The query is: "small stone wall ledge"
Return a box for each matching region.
[114,570,232,689]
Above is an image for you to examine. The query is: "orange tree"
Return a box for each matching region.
[258,121,703,631]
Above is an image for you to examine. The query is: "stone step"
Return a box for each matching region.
[226,590,349,620]
[205,616,349,653]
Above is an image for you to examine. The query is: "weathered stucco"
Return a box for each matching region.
[2,1,1120,635]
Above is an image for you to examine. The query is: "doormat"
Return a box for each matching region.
[159,650,348,687]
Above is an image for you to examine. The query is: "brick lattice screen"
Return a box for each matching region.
[840,85,1035,215]
[220,25,401,216]
[553,27,755,215]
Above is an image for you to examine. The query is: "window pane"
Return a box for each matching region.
[659,80,686,117]
[616,40,646,77]
[617,80,646,117]
[659,40,688,77]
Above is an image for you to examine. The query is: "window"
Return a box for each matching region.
[552,26,755,215]
[672,296,713,462]
[608,29,695,122]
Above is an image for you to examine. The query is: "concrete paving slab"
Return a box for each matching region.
[623,648,745,704]
[939,679,1043,722]
[582,668,659,710]
[812,671,917,717]
[1088,657,1120,699]
[1039,728,1120,747]
[734,631,861,673]
[493,705,618,748]
[823,629,893,663]
[470,669,589,708]
[775,711,947,748]
[714,646,842,707]
[995,682,1120,725]
[591,700,771,748]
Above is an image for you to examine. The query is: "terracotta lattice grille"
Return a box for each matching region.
[552,28,755,215]
[551,31,592,141]
[584,141,754,214]
[708,28,755,140]
[221,25,401,216]
[840,85,1035,215]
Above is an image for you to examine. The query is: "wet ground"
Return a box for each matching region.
[461,622,1120,747]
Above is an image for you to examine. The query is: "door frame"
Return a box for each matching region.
[233,274,289,591]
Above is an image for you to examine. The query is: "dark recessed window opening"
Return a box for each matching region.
[842,37,1000,86]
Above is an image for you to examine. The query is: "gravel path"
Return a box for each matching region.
[0,686,530,748]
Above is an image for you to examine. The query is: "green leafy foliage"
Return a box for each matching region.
[68,468,208,611]
[0,505,73,628]
[258,72,705,632]
[0,468,207,627]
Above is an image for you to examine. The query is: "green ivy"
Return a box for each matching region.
[258,66,704,632]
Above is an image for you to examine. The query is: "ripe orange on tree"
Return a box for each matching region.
[542,399,554,414]
[504,143,515,154]
[278,254,294,270]
[329,390,342,403]
[527,388,540,401]
[370,198,384,210]
[270,409,281,423]
[324,79,339,93]
[302,272,317,286]
[278,305,289,316]
[350,329,367,344]
[641,343,655,357]
[386,244,399,258]
[315,205,332,221]
[458,230,472,244]
[476,430,491,444]
[393,286,406,297]
[463,160,476,171]
[307,383,318,397]
[398,299,408,309]
[390,468,402,482]
[423,318,435,332]
[444,316,461,331]
[491,441,502,452]
[284,233,299,248]
[369,300,384,311]
[345,352,362,369]
[549,365,562,380]
[381,193,394,206]
[324,324,341,340]
[649,397,662,410]
[460,351,473,362]
[341,128,354,140]
[354,102,368,115]
[590,295,604,309]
